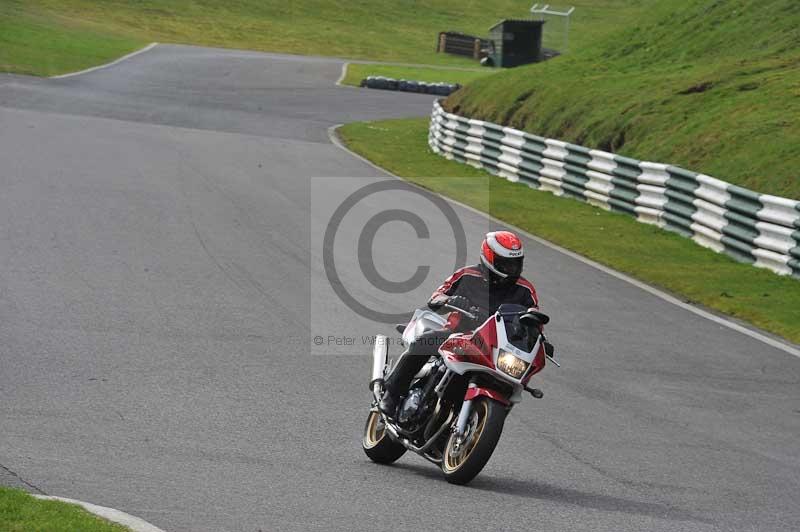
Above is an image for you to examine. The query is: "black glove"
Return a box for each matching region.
[427,294,448,310]
[447,295,471,311]
[471,306,491,323]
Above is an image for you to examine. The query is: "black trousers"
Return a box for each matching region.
[384,329,451,399]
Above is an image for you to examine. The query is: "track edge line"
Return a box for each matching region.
[33,495,165,532]
[326,124,800,359]
[51,43,159,80]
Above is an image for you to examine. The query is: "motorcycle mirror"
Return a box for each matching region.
[544,341,555,358]
[520,311,549,327]
[525,386,544,399]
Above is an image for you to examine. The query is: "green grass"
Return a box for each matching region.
[0,487,129,531]
[0,1,143,76]
[338,118,800,344]
[2,0,551,76]
[448,0,800,198]
[341,63,495,88]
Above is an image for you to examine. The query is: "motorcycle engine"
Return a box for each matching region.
[398,383,426,426]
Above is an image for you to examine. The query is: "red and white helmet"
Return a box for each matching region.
[480,231,524,282]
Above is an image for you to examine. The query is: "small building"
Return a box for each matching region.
[487,19,545,68]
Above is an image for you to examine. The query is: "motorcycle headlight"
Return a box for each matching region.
[497,350,529,379]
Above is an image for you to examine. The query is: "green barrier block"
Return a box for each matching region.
[725,185,764,221]
[608,197,638,215]
[720,235,757,264]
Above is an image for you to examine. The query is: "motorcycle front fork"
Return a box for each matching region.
[455,399,473,437]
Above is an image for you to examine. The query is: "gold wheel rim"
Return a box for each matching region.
[442,401,488,473]
[363,411,386,449]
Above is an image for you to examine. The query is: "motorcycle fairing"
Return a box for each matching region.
[464,383,512,405]
[439,311,547,403]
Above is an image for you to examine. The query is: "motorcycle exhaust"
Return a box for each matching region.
[370,335,389,399]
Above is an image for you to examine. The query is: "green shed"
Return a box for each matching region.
[487,19,545,68]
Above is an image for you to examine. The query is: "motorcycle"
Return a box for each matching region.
[362,302,558,485]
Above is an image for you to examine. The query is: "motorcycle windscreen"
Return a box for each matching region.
[497,303,537,352]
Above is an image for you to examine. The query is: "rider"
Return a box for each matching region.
[379,230,539,416]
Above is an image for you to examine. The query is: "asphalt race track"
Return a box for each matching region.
[1,45,799,532]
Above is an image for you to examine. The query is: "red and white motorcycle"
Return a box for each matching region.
[362,303,557,484]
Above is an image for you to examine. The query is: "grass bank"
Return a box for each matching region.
[0,487,129,531]
[338,118,800,344]
[341,63,493,88]
[448,0,800,198]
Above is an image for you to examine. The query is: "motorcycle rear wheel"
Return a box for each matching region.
[362,411,406,464]
[441,397,506,485]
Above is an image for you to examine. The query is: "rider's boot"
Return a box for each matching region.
[377,392,398,419]
[378,351,427,418]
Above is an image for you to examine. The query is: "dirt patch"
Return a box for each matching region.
[598,126,628,152]
[500,90,534,125]
[678,81,714,94]
[737,82,759,92]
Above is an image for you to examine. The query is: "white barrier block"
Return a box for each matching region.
[757,195,800,228]
[539,176,564,196]
[584,149,614,211]
[690,222,726,253]
[463,138,486,157]
[695,174,731,208]
[585,170,613,192]
[539,158,566,194]
[753,248,793,275]
[585,190,613,210]
[692,197,728,233]
[543,139,569,162]
[466,124,486,139]
[498,149,523,169]
[634,206,663,226]
[502,129,528,150]
[638,163,669,219]
[754,221,795,255]
[587,150,617,174]
[497,161,522,182]
[638,162,670,186]
[636,184,668,210]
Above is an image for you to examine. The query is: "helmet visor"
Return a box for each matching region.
[494,255,523,279]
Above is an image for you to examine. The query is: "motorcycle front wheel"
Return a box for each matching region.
[441,397,506,485]
[362,411,406,464]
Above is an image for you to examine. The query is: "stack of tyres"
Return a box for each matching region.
[361,76,460,96]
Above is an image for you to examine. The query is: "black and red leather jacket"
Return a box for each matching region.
[427,264,539,315]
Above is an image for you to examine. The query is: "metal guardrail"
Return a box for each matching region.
[428,100,800,278]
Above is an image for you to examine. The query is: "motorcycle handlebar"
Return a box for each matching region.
[442,306,549,325]
[442,303,478,321]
